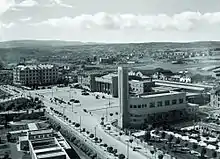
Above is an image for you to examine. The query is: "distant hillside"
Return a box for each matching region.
[1,40,220,49]
[0,40,87,48]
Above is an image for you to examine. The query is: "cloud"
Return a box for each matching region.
[2,22,15,29]
[29,12,220,32]
[20,17,32,22]
[16,0,38,7]
[45,0,73,8]
[0,0,15,15]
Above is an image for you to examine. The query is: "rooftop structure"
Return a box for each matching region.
[18,128,71,159]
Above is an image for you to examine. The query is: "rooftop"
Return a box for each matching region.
[29,129,53,135]
[139,91,185,98]
[16,64,56,70]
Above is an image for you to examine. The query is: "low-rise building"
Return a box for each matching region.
[95,73,118,97]
[19,129,71,159]
[128,91,188,127]
[210,86,220,107]
[129,80,155,94]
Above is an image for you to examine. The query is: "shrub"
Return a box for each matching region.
[118,154,125,159]
[107,146,113,153]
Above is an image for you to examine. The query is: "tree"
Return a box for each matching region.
[110,113,113,116]
[107,146,113,153]
[201,147,207,157]
[144,131,151,142]
[161,131,166,139]
[118,154,125,159]
[158,154,164,159]
[212,151,217,158]
[113,149,117,154]
[75,123,80,127]
[71,136,76,142]
[103,144,108,147]
[168,135,174,143]
[192,143,198,150]
[175,138,181,145]
[56,125,61,131]
[6,133,11,142]
[89,134,94,138]
[94,137,99,143]
[154,129,159,135]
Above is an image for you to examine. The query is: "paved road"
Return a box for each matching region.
[4,85,151,159]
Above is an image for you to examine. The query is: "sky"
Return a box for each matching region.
[1,0,220,42]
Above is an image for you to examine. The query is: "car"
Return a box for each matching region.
[74,100,80,103]
[70,99,75,102]
[82,92,89,95]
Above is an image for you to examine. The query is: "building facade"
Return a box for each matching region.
[210,87,220,107]
[13,64,59,87]
[118,66,198,129]
[129,80,155,94]
[95,74,118,97]
[128,92,187,127]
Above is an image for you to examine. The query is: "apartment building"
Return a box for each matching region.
[13,64,59,86]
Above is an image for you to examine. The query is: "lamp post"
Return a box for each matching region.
[69,87,71,100]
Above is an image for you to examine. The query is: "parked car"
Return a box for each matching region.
[74,100,80,103]
[82,92,89,96]
[70,99,75,102]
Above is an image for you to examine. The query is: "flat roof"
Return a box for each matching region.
[139,91,185,98]
[34,146,61,153]
[28,123,38,131]
[37,151,66,159]
[29,129,53,135]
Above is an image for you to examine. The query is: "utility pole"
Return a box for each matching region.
[52,87,53,98]
[94,126,97,138]
[80,116,82,131]
[69,87,71,100]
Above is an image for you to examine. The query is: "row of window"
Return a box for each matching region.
[130,98,184,109]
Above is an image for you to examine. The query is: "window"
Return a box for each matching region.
[179,98,184,104]
[172,99,177,105]
[138,105,141,108]
[157,101,163,107]
[142,104,145,108]
[145,104,147,107]
[134,105,137,108]
[165,100,170,106]
[150,102,155,108]
[130,105,133,108]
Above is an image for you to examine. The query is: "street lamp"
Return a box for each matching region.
[69,87,71,100]
[94,124,99,138]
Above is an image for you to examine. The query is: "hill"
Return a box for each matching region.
[0,40,87,48]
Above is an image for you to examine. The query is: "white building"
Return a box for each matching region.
[128,91,188,127]
[118,66,198,129]
[13,64,59,86]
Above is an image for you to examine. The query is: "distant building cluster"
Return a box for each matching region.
[13,64,59,87]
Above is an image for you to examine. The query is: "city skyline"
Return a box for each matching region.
[1,0,220,42]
